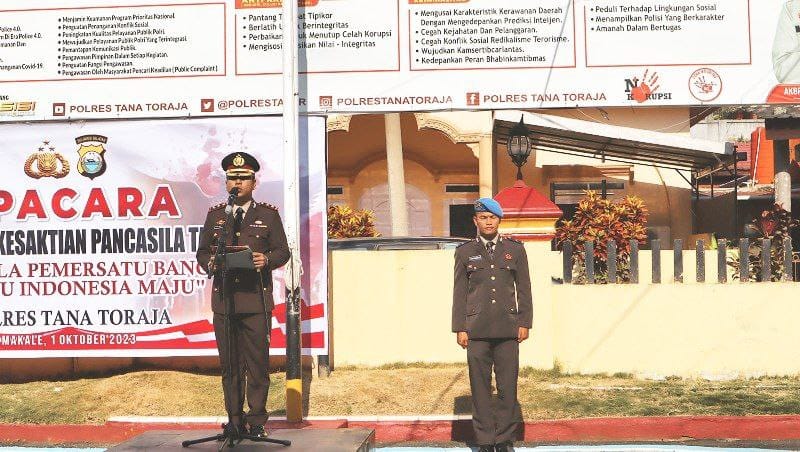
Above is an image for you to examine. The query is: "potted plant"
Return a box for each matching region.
[728,204,799,281]
[327,204,380,238]
[554,190,649,283]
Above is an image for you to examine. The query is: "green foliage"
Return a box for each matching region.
[554,190,649,283]
[728,204,799,281]
[327,205,380,238]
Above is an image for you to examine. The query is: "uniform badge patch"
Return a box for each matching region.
[505,253,512,260]
[468,255,482,261]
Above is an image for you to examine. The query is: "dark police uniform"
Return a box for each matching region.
[452,235,533,447]
[196,152,290,431]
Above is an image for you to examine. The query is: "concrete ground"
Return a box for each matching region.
[2,444,797,451]
[4,416,800,451]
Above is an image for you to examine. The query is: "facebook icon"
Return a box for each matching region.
[466,93,480,106]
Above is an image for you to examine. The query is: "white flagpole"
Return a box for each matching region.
[282,0,303,423]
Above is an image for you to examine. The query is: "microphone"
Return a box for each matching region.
[224,187,240,214]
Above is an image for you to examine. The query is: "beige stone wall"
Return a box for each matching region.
[551,283,800,378]
[330,244,800,378]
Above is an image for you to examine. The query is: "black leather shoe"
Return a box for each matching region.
[221,422,242,438]
[495,442,515,452]
[249,424,267,438]
[477,446,494,452]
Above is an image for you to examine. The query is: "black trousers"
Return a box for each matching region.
[467,338,521,445]
[213,312,271,427]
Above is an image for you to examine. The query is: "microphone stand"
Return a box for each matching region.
[183,195,291,450]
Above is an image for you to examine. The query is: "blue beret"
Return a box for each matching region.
[474,197,503,218]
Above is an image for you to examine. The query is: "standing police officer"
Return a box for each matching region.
[452,198,533,452]
[196,151,290,438]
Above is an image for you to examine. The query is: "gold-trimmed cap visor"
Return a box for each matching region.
[225,168,255,177]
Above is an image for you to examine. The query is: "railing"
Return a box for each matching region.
[561,238,794,284]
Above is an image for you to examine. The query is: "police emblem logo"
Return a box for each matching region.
[75,134,108,179]
[232,154,245,167]
[24,140,70,179]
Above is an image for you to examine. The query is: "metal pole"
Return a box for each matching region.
[733,155,738,239]
[691,171,698,233]
[283,0,303,423]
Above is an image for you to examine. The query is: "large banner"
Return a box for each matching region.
[0,0,797,119]
[0,116,328,357]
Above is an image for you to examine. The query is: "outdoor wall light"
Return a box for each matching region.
[507,115,532,181]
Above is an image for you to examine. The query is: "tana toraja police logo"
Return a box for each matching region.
[24,140,70,179]
[75,134,108,179]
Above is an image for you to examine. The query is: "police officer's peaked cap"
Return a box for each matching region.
[222,151,260,176]
[474,197,503,218]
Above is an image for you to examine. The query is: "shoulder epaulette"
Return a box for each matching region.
[456,241,472,249]
[255,201,278,210]
[208,202,225,212]
[504,236,523,244]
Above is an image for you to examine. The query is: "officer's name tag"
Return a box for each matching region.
[250,224,269,229]
[468,255,482,261]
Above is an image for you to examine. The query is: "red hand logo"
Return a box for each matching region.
[630,69,660,103]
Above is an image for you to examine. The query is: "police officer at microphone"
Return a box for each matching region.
[196,151,289,438]
[452,198,533,452]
